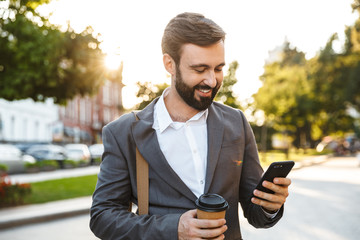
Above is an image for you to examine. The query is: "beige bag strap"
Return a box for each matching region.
[133,112,149,215]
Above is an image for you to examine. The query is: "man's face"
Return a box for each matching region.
[174,41,225,111]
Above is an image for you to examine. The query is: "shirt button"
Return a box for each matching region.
[200,180,204,184]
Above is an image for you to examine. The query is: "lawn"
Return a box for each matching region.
[19,148,328,206]
[23,174,98,205]
[259,148,329,166]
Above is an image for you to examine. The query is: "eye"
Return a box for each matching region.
[194,68,206,73]
[215,68,223,72]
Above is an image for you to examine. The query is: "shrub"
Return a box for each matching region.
[93,157,101,165]
[0,174,32,208]
[39,160,58,171]
[63,160,77,169]
[0,164,8,176]
[25,162,40,173]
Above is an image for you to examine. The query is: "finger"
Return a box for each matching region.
[273,177,292,186]
[251,196,283,211]
[254,189,285,202]
[187,209,198,218]
[195,218,226,229]
[197,225,227,239]
[262,181,289,197]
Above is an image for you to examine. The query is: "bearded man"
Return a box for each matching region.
[90,12,291,240]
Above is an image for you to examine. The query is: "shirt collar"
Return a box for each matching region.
[154,88,208,133]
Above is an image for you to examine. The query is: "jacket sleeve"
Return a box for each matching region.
[237,110,284,228]
[90,124,181,240]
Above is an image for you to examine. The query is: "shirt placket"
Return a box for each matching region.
[184,122,205,195]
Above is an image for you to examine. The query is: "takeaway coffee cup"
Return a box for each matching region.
[195,193,228,219]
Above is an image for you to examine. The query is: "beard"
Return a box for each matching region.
[175,66,220,111]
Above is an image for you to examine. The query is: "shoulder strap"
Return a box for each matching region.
[133,112,149,215]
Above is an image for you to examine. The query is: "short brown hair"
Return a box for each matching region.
[161,12,226,65]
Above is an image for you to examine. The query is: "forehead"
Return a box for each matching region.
[179,41,225,66]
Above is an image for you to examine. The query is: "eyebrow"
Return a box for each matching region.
[189,63,226,69]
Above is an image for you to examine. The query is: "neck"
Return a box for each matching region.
[164,87,199,122]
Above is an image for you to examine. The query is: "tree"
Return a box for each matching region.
[309,34,357,137]
[0,0,105,104]
[135,81,169,110]
[215,61,241,109]
[253,41,316,148]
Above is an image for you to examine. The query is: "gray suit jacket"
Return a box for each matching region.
[90,99,283,240]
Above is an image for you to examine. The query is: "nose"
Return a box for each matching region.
[204,70,217,88]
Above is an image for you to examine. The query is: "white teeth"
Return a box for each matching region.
[199,89,210,93]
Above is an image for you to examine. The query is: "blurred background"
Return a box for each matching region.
[0,0,360,239]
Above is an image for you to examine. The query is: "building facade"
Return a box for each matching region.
[55,78,124,144]
[0,65,124,145]
[0,98,58,143]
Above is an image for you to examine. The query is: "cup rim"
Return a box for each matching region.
[195,193,229,212]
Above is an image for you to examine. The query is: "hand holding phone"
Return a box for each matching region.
[254,161,294,195]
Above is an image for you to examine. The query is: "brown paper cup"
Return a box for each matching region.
[195,193,228,220]
[197,209,226,219]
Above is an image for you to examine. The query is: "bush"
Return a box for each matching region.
[0,164,8,176]
[25,160,58,172]
[39,160,58,171]
[93,157,101,165]
[62,160,77,169]
[0,174,32,208]
[25,162,40,173]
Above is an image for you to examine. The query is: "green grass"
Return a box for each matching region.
[19,148,328,205]
[23,174,98,205]
[259,148,330,167]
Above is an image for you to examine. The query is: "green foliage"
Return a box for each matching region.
[253,41,316,148]
[0,164,8,172]
[258,148,327,167]
[0,0,105,104]
[63,159,77,168]
[215,61,241,109]
[135,81,169,110]
[352,0,360,13]
[253,4,360,147]
[0,175,32,208]
[25,159,58,170]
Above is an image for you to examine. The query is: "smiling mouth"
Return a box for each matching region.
[199,88,211,93]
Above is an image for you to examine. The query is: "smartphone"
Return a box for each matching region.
[254,161,294,195]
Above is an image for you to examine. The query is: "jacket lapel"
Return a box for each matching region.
[204,103,224,193]
[131,99,197,202]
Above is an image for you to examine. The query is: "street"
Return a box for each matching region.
[0,156,359,240]
[240,156,360,240]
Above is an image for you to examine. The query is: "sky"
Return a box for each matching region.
[39,0,359,109]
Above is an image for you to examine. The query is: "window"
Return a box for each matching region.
[80,99,86,124]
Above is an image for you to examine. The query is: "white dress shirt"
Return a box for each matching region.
[153,89,208,198]
[152,88,278,218]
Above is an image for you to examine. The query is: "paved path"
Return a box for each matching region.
[6,165,100,184]
[239,156,360,240]
[1,155,359,240]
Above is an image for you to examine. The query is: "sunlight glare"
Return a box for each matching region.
[105,54,122,70]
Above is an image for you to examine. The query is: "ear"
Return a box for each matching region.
[163,54,176,76]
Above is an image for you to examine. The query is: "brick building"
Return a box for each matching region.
[53,66,124,144]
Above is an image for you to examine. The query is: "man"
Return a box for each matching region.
[90,12,291,240]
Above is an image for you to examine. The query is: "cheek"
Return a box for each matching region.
[182,72,202,87]
[216,75,224,86]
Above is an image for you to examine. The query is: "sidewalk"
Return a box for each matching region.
[6,165,100,184]
[0,166,100,230]
[0,196,91,229]
[0,155,330,230]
